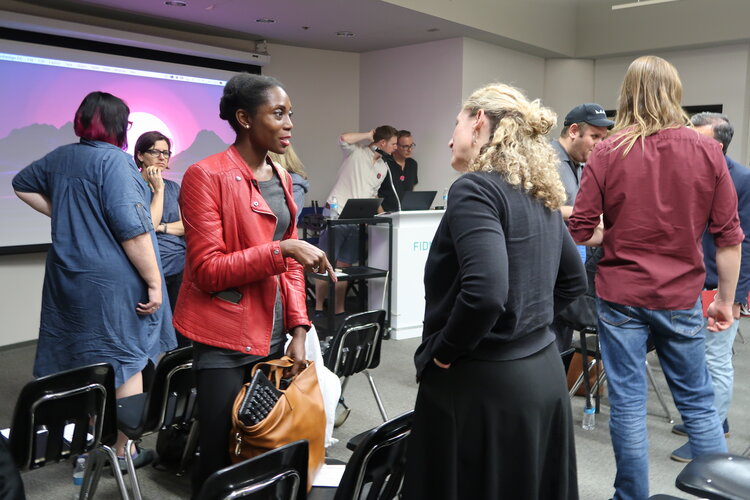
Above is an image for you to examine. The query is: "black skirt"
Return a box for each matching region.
[402,342,578,500]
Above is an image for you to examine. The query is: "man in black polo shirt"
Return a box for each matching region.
[378,130,419,212]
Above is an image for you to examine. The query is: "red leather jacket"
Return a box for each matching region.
[173,146,309,356]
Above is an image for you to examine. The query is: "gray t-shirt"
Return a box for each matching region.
[551,140,581,206]
[194,169,291,369]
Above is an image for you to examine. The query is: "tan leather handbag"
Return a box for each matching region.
[230,356,326,489]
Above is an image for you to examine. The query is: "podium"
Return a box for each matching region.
[368,210,444,340]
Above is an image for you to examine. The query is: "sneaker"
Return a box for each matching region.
[741,304,750,317]
[670,442,693,463]
[671,419,729,437]
[115,447,155,475]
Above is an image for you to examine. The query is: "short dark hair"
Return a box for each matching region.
[373,125,398,143]
[560,122,588,138]
[219,73,284,133]
[691,112,733,154]
[73,91,130,148]
[134,131,172,168]
[397,130,412,141]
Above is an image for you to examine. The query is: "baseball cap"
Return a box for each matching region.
[564,103,614,129]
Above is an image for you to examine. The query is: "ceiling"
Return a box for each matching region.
[1,0,749,58]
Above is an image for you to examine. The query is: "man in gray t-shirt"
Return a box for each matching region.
[553,103,613,220]
[551,103,613,358]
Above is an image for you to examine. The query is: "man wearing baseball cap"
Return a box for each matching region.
[554,103,614,220]
[552,103,613,359]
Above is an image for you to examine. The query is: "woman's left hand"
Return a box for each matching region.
[284,326,307,377]
[145,167,164,193]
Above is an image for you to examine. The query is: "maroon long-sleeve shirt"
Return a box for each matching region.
[569,126,743,310]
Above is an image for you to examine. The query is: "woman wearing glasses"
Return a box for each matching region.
[134,132,187,343]
[12,91,175,469]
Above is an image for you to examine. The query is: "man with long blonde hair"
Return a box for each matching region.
[569,55,742,499]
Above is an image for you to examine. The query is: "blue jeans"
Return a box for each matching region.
[704,318,739,423]
[597,298,727,500]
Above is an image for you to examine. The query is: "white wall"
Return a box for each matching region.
[543,59,595,138]
[0,253,45,345]
[264,43,360,206]
[593,43,750,162]
[462,38,546,101]
[360,38,464,198]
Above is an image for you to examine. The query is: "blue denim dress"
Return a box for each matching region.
[12,140,177,387]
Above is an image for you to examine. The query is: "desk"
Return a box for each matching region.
[309,217,392,334]
[368,210,444,340]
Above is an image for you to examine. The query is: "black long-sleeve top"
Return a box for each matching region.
[414,171,587,377]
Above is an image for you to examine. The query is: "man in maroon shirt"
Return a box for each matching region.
[568,56,742,500]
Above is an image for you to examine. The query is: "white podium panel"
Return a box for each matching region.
[368,210,444,340]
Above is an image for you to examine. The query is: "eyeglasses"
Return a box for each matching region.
[398,143,416,150]
[145,149,172,159]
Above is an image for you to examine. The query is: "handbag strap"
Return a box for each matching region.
[250,357,311,388]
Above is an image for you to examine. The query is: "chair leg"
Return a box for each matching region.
[364,369,388,421]
[81,445,130,500]
[645,359,674,424]
[178,421,200,476]
[123,439,143,500]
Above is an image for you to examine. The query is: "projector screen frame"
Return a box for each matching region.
[0,27,261,255]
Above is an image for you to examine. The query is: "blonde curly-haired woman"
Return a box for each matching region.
[403,83,587,500]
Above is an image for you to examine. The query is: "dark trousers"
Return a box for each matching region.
[191,348,282,495]
[165,272,191,348]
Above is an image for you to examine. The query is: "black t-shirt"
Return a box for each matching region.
[378,157,418,212]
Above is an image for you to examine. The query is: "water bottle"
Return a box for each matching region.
[329,196,339,220]
[582,405,596,430]
[72,455,86,498]
[442,187,449,206]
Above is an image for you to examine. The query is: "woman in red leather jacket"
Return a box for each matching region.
[173,73,334,492]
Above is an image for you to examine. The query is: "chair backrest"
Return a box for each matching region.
[325,310,385,378]
[8,363,117,470]
[197,440,309,500]
[676,453,750,500]
[143,346,196,433]
[334,410,414,500]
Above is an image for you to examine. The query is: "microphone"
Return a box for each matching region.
[372,146,392,161]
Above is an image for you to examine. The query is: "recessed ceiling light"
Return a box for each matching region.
[426,28,440,33]
[165,0,187,6]
[336,31,355,37]
[256,18,276,23]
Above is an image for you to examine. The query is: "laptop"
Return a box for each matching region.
[400,190,437,211]
[337,198,383,219]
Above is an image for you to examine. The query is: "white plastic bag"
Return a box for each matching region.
[286,324,341,447]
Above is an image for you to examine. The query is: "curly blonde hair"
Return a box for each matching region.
[464,84,566,210]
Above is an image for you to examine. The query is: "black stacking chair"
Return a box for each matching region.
[309,410,414,500]
[196,440,308,500]
[648,453,750,500]
[6,362,130,499]
[320,310,388,427]
[116,346,196,500]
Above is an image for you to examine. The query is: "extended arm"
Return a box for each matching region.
[15,191,52,217]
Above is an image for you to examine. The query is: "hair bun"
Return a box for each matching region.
[525,100,556,136]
